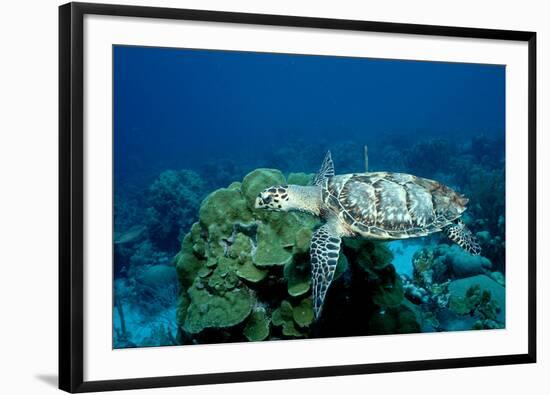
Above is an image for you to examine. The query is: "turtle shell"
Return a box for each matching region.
[322,172,468,239]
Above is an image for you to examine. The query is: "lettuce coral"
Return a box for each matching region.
[244,308,270,341]
[183,286,252,334]
[272,300,306,337]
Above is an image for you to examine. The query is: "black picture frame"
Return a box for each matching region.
[59,2,537,393]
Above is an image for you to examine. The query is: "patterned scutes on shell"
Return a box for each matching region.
[322,172,468,239]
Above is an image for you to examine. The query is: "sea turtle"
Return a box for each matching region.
[254,150,481,319]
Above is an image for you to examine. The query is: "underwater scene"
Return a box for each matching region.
[113,46,505,348]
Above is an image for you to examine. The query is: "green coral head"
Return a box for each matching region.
[254,184,291,212]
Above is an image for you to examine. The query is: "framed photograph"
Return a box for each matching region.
[59,2,537,392]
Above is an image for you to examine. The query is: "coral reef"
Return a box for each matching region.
[113,134,506,348]
[113,225,147,277]
[145,169,206,251]
[412,244,492,283]
[460,165,505,272]
[175,168,420,343]
[403,138,456,177]
[243,308,270,341]
[198,158,245,190]
[263,137,326,175]
[448,274,505,324]
[271,300,311,337]
[113,262,180,348]
[368,304,421,335]
[404,243,505,332]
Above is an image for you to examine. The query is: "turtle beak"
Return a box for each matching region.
[255,192,271,209]
[255,193,265,209]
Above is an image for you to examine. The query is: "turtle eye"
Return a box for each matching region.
[262,195,272,204]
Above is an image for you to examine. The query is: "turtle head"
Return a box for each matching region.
[255,184,321,216]
[255,185,291,212]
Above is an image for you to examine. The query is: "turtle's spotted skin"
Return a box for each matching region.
[322,172,468,239]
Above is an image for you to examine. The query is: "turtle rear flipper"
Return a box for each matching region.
[444,220,481,255]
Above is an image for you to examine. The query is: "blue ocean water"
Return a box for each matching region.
[113,45,505,348]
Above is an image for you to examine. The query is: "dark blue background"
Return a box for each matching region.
[114,45,504,185]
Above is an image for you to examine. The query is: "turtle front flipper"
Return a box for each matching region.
[444,220,481,255]
[312,151,335,186]
[310,222,342,319]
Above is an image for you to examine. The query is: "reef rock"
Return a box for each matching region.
[444,245,492,278]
